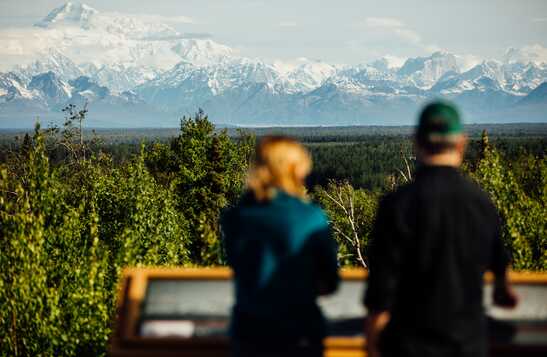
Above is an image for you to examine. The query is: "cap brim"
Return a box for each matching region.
[427,132,464,143]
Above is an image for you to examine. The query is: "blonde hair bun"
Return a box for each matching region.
[247,136,312,202]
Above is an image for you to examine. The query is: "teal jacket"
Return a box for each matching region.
[221,190,339,342]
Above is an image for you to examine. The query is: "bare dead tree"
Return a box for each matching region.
[61,102,89,162]
[322,184,368,268]
[397,152,414,183]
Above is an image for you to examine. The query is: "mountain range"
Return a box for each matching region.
[1,2,546,128]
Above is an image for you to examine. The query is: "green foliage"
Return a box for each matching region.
[307,139,415,190]
[0,127,110,356]
[316,130,545,271]
[69,149,189,271]
[313,182,378,267]
[145,110,254,264]
[1,124,190,356]
[0,111,545,356]
[469,133,546,270]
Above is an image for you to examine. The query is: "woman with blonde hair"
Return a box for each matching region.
[222,136,339,357]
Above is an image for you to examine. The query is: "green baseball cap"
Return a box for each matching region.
[416,100,463,142]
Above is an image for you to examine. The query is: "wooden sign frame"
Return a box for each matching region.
[109,268,547,357]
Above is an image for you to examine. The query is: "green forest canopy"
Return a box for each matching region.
[0,110,545,355]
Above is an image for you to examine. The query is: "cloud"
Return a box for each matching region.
[364,17,421,44]
[365,17,405,28]
[532,17,547,23]
[278,21,297,28]
[128,14,196,25]
[362,16,439,54]
[393,27,422,44]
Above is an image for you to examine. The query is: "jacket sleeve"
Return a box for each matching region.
[312,213,340,296]
[220,208,236,267]
[364,195,403,312]
[489,208,509,278]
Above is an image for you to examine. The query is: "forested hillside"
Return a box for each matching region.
[0,110,545,355]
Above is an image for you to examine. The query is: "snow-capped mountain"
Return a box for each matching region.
[28,72,72,106]
[1,2,546,127]
[171,39,235,66]
[79,63,161,93]
[35,2,98,29]
[369,55,406,72]
[13,49,84,84]
[432,60,547,96]
[34,1,177,41]
[275,59,337,93]
[504,45,547,66]
[397,52,460,89]
[0,72,38,102]
[11,2,223,80]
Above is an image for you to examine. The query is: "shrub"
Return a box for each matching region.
[0,127,190,356]
[145,110,254,265]
[470,133,546,270]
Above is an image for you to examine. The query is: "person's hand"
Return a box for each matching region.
[493,279,519,309]
[365,311,390,357]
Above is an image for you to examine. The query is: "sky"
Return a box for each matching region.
[0,0,546,64]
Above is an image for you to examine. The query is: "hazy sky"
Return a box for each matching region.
[1,0,547,64]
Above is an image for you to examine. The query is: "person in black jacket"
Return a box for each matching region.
[364,101,518,357]
[222,136,340,357]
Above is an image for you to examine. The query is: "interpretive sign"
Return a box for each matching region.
[109,268,547,357]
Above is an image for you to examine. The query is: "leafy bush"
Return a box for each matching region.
[0,129,110,356]
[145,110,254,264]
[469,132,546,270]
[1,126,190,356]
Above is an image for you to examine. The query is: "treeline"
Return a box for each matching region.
[0,109,545,355]
[308,135,546,189]
[2,128,544,192]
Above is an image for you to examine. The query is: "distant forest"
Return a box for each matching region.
[1,123,545,191]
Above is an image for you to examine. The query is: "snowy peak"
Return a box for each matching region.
[35,2,98,29]
[35,1,178,41]
[504,45,547,65]
[69,76,110,99]
[463,60,504,81]
[398,52,460,88]
[370,55,406,71]
[0,72,38,101]
[285,60,336,91]
[270,58,336,93]
[28,71,74,107]
[171,39,235,66]
[431,59,547,95]
[0,69,139,108]
[14,48,83,84]
[84,63,161,93]
[0,72,25,92]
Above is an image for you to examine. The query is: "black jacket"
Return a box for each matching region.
[364,165,508,357]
